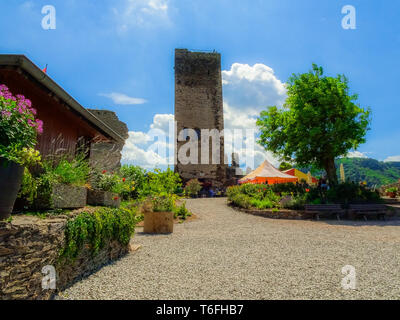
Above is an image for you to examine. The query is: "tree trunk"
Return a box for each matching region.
[324,158,338,185]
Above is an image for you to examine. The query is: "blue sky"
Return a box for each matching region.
[1,0,399,168]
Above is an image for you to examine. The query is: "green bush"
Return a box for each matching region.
[227,184,281,209]
[147,168,182,195]
[174,202,192,220]
[229,193,252,209]
[184,179,202,197]
[282,194,307,210]
[305,182,382,204]
[110,166,183,201]
[250,198,275,209]
[59,206,137,261]
[18,168,39,204]
[151,193,176,212]
[42,155,90,187]
[92,171,126,194]
[228,181,382,211]
[270,183,305,195]
[21,155,90,209]
[120,165,147,199]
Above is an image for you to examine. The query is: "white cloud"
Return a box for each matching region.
[150,114,174,132]
[222,63,287,170]
[100,92,147,105]
[126,131,151,145]
[384,155,400,162]
[346,151,368,159]
[121,113,174,169]
[223,102,258,130]
[222,63,287,110]
[113,0,170,30]
[20,1,34,10]
[145,0,168,12]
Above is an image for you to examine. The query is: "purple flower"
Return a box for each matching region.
[36,119,43,134]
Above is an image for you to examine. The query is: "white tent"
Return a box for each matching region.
[239,160,298,184]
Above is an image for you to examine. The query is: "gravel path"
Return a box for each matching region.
[58,198,400,300]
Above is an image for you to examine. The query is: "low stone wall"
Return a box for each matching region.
[231,205,312,220]
[231,204,400,220]
[0,210,130,300]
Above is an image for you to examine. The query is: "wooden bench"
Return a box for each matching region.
[305,204,345,221]
[348,204,387,221]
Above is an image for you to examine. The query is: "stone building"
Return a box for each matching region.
[174,49,228,188]
[87,109,129,172]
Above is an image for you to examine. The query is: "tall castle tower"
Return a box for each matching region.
[174,49,226,187]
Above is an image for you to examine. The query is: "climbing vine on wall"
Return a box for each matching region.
[59,207,137,261]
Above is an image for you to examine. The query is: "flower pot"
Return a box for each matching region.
[52,184,87,209]
[143,211,174,234]
[0,159,24,220]
[87,189,121,208]
[35,184,87,209]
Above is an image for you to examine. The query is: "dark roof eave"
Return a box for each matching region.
[0,54,124,144]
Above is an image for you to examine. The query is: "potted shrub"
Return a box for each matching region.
[143,194,175,234]
[386,187,398,199]
[34,156,89,209]
[0,85,43,220]
[87,170,126,208]
[184,179,202,198]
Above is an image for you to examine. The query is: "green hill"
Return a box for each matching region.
[335,158,400,187]
[298,158,400,187]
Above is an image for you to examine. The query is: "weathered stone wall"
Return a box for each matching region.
[0,213,128,300]
[175,49,227,187]
[88,109,129,172]
[230,206,312,220]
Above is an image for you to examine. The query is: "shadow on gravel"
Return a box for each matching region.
[135,231,173,237]
[320,217,400,227]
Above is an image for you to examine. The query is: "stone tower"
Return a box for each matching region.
[174,49,226,187]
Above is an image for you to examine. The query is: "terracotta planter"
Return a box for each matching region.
[0,159,24,220]
[143,211,174,234]
[87,189,121,208]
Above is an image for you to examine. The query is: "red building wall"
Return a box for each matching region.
[0,68,108,158]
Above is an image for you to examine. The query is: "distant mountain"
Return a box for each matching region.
[298,158,400,187]
[335,158,400,187]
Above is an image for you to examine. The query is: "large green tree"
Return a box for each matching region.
[256,64,371,184]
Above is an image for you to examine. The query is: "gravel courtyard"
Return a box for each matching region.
[58,198,400,300]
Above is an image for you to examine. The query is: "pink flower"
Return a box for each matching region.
[27,119,35,127]
[36,119,43,134]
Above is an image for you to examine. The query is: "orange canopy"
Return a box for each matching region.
[239,160,298,185]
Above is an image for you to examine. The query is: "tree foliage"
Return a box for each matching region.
[279,162,292,171]
[256,64,371,184]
